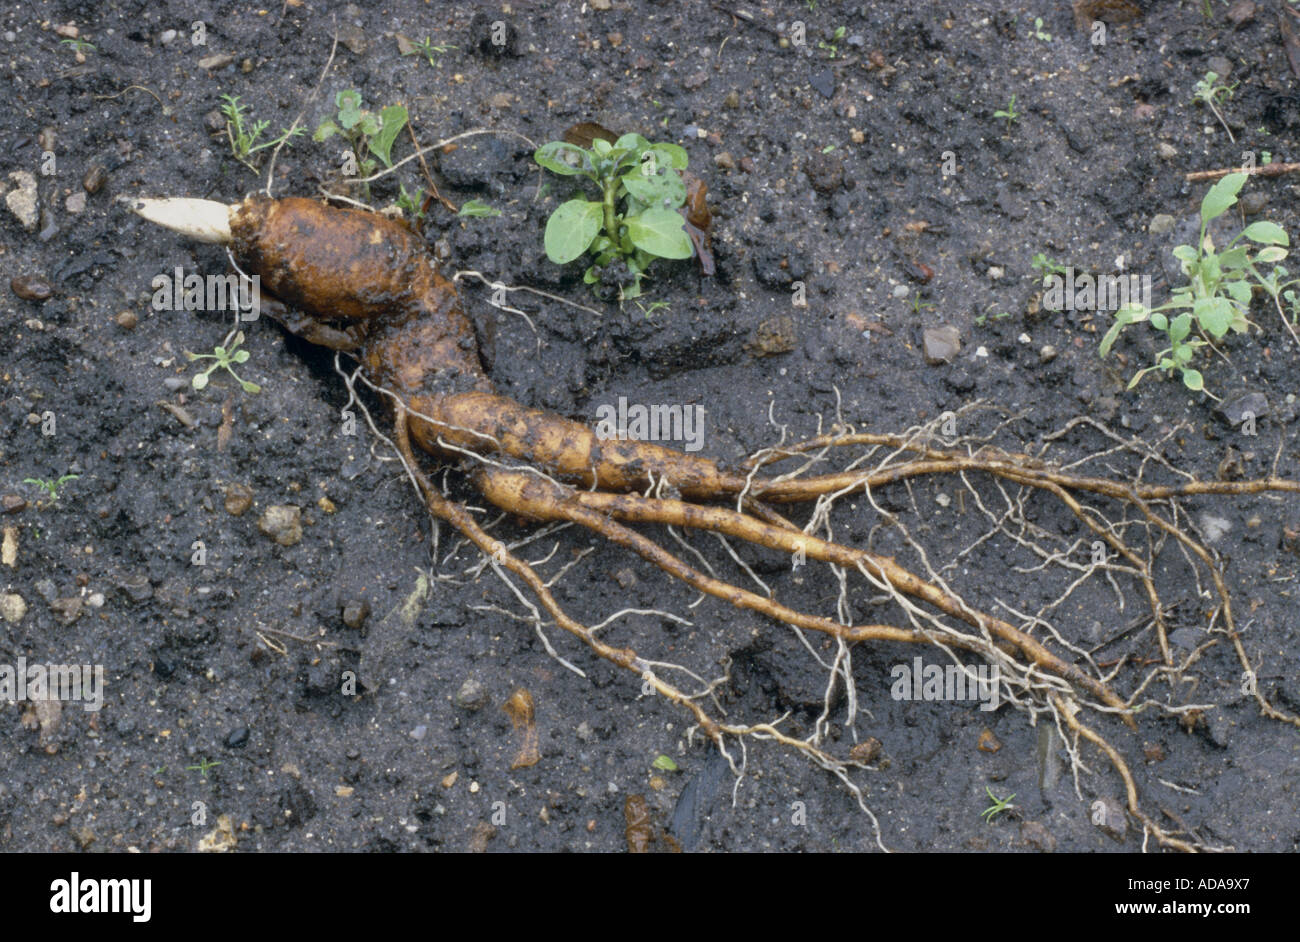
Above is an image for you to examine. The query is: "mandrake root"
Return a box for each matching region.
[134,193,1300,851]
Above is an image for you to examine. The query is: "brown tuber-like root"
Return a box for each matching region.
[134,193,1300,851]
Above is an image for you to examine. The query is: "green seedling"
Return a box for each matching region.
[651,754,679,772]
[1029,17,1052,41]
[1101,173,1292,394]
[59,37,95,54]
[186,331,261,394]
[220,94,305,172]
[974,310,1012,327]
[534,133,694,300]
[908,291,935,315]
[458,199,501,218]
[1193,71,1237,142]
[993,94,1021,132]
[23,474,79,503]
[634,299,672,318]
[185,758,222,778]
[980,786,1016,823]
[402,36,456,68]
[314,90,408,189]
[1031,252,1069,278]
[396,183,426,220]
[818,26,847,58]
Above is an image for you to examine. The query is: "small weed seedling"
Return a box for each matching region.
[974,310,1012,327]
[59,37,95,55]
[396,183,426,220]
[1029,17,1052,41]
[535,133,694,300]
[1193,71,1237,142]
[314,90,408,189]
[1031,252,1070,279]
[1100,172,1291,394]
[634,299,672,318]
[993,95,1021,132]
[981,786,1016,823]
[402,36,456,68]
[818,26,847,58]
[220,95,305,172]
[458,199,501,218]
[187,331,261,394]
[23,474,79,503]
[185,758,222,779]
[908,291,935,315]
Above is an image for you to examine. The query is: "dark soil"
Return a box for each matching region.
[2,0,1298,853]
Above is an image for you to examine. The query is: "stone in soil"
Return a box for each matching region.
[923,325,961,364]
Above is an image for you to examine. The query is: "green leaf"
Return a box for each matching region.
[543,199,604,264]
[1194,296,1234,337]
[192,373,209,390]
[534,141,591,176]
[1169,312,1192,344]
[1201,172,1247,224]
[232,349,250,363]
[621,169,686,207]
[652,754,678,772]
[625,207,693,259]
[1224,279,1252,307]
[1150,312,1168,331]
[458,198,501,218]
[1256,246,1288,264]
[614,133,652,159]
[1172,244,1199,263]
[1240,221,1288,245]
[358,112,381,138]
[1174,343,1195,362]
[1181,368,1204,391]
[335,90,363,130]
[1217,246,1249,270]
[370,104,408,167]
[648,142,689,170]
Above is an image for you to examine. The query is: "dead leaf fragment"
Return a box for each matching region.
[2,525,16,567]
[502,687,540,769]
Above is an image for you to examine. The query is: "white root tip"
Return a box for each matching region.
[127,197,234,244]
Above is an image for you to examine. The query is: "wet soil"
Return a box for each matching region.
[1,0,1298,852]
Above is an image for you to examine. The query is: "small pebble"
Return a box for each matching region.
[1240,192,1268,216]
[258,505,302,546]
[341,600,369,629]
[224,483,254,516]
[0,593,27,624]
[65,191,86,214]
[1149,213,1176,235]
[116,310,138,329]
[11,275,52,301]
[2,495,26,514]
[5,170,39,231]
[455,677,490,711]
[713,151,735,170]
[82,165,107,194]
[922,325,961,364]
[1039,344,1058,364]
[160,29,177,45]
